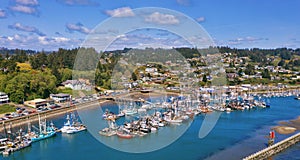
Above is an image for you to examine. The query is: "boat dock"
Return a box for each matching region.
[0,100,104,133]
[243,132,300,160]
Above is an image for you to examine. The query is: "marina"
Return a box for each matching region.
[0,91,299,159]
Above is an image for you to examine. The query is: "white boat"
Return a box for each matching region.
[117,111,125,117]
[137,108,147,113]
[0,138,9,152]
[211,106,225,112]
[62,125,86,134]
[164,116,183,124]
[150,127,157,132]
[123,109,137,116]
[61,113,87,134]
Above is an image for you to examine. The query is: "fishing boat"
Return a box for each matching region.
[3,129,32,156]
[211,105,225,112]
[116,131,134,139]
[61,113,87,134]
[0,138,9,152]
[26,116,56,142]
[123,109,138,116]
[98,128,117,137]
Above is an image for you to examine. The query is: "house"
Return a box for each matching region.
[24,99,48,108]
[50,93,71,103]
[145,67,157,73]
[61,80,92,91]
[0,92,9,104]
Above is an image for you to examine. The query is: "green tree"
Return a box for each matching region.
[202,74,207,83]
[262,69,271,79]
[245,64,255,75]
[278,59,285,66]
[131,72,137,81]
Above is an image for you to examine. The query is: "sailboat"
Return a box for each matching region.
[60,113,87,134]
[26,115,56,142]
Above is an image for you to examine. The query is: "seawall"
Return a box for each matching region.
[243,132,300,160]
[0,100,109,133]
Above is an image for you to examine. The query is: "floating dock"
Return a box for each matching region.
[243,132,300,160]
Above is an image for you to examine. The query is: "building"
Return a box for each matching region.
[50,93,71,103]
[61,80,92,91]
[24,99,48,108]
[0,92,9,104]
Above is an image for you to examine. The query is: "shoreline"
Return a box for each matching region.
[0,100,111,133]
[0,91,178,133]
[1,90,299,134]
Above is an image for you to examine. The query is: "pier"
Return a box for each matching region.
[243,132,300,160]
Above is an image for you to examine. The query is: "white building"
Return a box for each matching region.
[50,93,71,103]
[61,80,92,91]
[0,92,9,104]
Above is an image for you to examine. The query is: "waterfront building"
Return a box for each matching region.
[24,99,48,108]
[50,93,71,103]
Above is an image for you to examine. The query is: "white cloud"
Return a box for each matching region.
[10,5,37,14]
[38,36,49,45]
[8,23,45,36]
[105,7,135,17]
[53,37,70,43]
[57,0,99,6]
[15,0,39,6]
[66,23,91,34]
[107,33,191,50]
[0,9,6,18]
[228,36,268,45]
[0,34,81,51]
[196,17,205,23]
[145,12,179,25]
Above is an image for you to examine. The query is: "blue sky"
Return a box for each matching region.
[0,0,299,51]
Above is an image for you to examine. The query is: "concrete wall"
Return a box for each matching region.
[243,132,300,160]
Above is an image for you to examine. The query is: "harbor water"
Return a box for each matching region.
[2,96,300,160]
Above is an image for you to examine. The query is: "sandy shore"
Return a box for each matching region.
[273,116,300,134]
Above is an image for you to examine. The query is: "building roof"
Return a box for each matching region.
[27,99,47,103]
[50,93,70,97]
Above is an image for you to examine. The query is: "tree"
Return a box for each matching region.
[202,74,207,83]
[262,69,271,79]
[244,64,255,75]
[131,72,137,81]
[278,59,285,66]
[238,69,244,77]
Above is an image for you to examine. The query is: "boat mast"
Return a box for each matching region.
[38,114,42,133]
[8,122,12,141]
[44,118,47,133]
[27,120,31,133]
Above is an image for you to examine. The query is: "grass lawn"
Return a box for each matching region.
[0,104,16,114]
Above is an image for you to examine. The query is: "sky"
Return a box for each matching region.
[0,0,300,51]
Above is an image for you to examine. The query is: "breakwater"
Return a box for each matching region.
[243,132,300,160]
